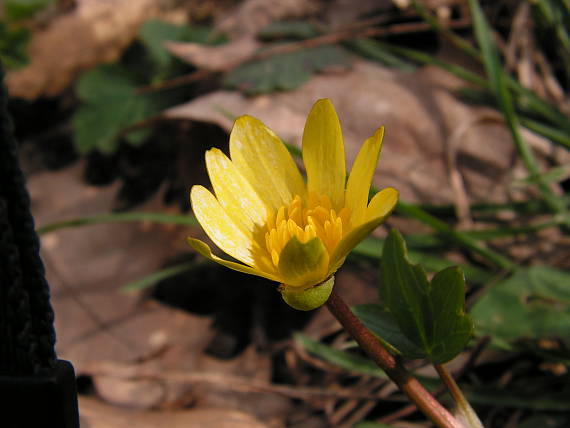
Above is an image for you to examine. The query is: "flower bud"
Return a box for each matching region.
[280,276,334,311]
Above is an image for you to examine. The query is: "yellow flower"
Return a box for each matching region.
[188,99,398,301]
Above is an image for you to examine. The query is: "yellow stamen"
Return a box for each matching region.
[261,192,351,267]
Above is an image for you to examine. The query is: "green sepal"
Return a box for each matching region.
[281,276,334,311]
[278,236,329,287]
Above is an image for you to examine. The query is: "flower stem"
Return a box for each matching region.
[435,364,483,428]
[325,290,463,428]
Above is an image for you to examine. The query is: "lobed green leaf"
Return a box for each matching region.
[353,304,425,358]
[224,45,350,94]
[257,20,319,41]
[139,20,218,73]
[3,0,53,21]
[73,65,162,153]
[377,229,473,363]
[471,266,570,349]
[0,21,30,69]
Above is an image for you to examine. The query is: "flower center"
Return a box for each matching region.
[264,193,351,267]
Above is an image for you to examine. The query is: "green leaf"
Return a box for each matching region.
[139,20,189,70]
[3,0,54,21]
[353,304,425,358]
[294,333,388,378]
[381,229,432,348]
[73,64,162,154]
[297,335,570,413]
[139,20,216,72]
[429,267,474,363]
[346,38,415,71]
[295,333,439,389]
[121,260,200,292]
[257,20,319,41]
[224,45,350,94]
[378,229,473,363]
[72,21,222,154]
[471,266,570,349]
[37,211,198,235]
[353,236,493,285]
[75,64,135,101]
[0,21,30,69]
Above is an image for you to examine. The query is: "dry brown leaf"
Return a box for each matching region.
[30,162,291,416]
[30,163,196,367]
[326,0,392,27]
[164,60,543,205]
[29,162,210,407]
[79,396,268,428]
[167,37,261,71]
[215,0,320,38]
[167,0,321,73]
[190,347,292,421]
[84,349,291,419]
[6,0,186,99]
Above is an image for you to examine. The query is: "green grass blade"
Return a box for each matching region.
[411,0,480,59]
[37,211,198,235]
[375,41,488,87]
[295,333,388,378]
[506,76,570,133]
[395,200,515,270]
[345,38,416,71]
[468,0,568,223]
[353,237,492,284]
[463,221,559,240]
[419,196,570,217]
[122,260,201,292]
[520,117,570,150]
[295,333,439,387]
[410,0,570,132]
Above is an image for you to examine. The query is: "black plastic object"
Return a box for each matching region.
[1,359,79,428]
[0,64,79,427]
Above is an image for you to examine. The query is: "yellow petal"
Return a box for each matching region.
[345,127,384,227]
[187,238,280,282]
[302,99,346,210]
[206,148,268,231]
[190,185,254,266]
[328,217,385,274]
[329,188,398,273]
[230,115,305,210]
[278,237,330,288]
[365,187,399,222]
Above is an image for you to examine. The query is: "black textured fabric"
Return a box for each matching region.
[0,66,57,375]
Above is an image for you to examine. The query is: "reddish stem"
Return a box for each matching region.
[325,290,462,428]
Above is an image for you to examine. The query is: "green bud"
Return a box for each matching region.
[280,276,334,311]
